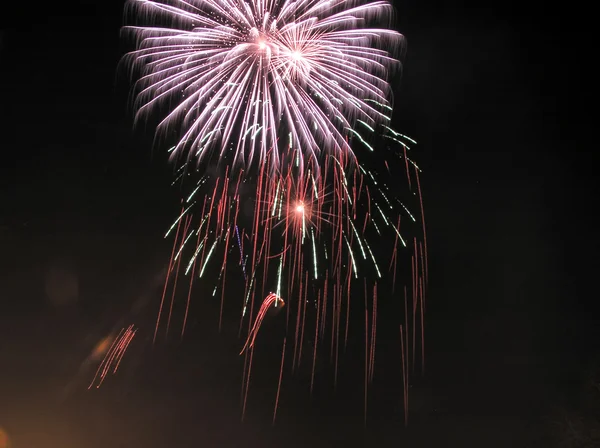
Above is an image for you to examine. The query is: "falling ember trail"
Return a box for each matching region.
[181,227,203,339]
[240,293,285,355]
[273,337,287,424]
[298,276,308,368]
[310,290,321,397]
[88,325,137,389]
[369,283,377,383]
[400,324,408,427]
[242,347,255,422]
[154,208,184,344]
[415,168,428,284]
[166,215,192,337]
[364,279,369,427]
[420,277,425,373]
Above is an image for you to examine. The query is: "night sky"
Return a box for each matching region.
[0,1,596,447]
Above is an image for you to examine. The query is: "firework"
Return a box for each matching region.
[240,292,285,354]
[123,0,402,178]
[88,324,138,389]
[122,0,427,425]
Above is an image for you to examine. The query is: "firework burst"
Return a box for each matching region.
[122,0,427,426]
[123,0,403,178]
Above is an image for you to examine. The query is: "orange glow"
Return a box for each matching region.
[0,427,9,448]
[92,337,112,361]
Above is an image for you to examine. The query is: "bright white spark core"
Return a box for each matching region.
[124,0,403,179]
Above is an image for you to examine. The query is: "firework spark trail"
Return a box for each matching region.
[218,218,233,331]
[420,275,425,373]
[88,325,137,389]
[364,279,369,426]
[166,214,192,337]
[235,225,247,279]
[273,337,287,424]
[344,260,352,352]
[292,267,303,372]
[334,279,341,388]
[154,206,184,344]
[181,223,203,339]
[298,274,308,368]
[330,284,336,363]
[412,249,417,372]
[240,293,285,355]
[310,289,321,397]
[400,324,408,426]
[369,282,377,384]
[242,345,255,422]
[415,168,428,285]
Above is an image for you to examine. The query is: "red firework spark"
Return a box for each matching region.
[240,293,286,355]
[88,324,137,389]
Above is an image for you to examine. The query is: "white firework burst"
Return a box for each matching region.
[123,0,403,177]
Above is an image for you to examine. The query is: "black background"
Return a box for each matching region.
[0,1,595,447]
